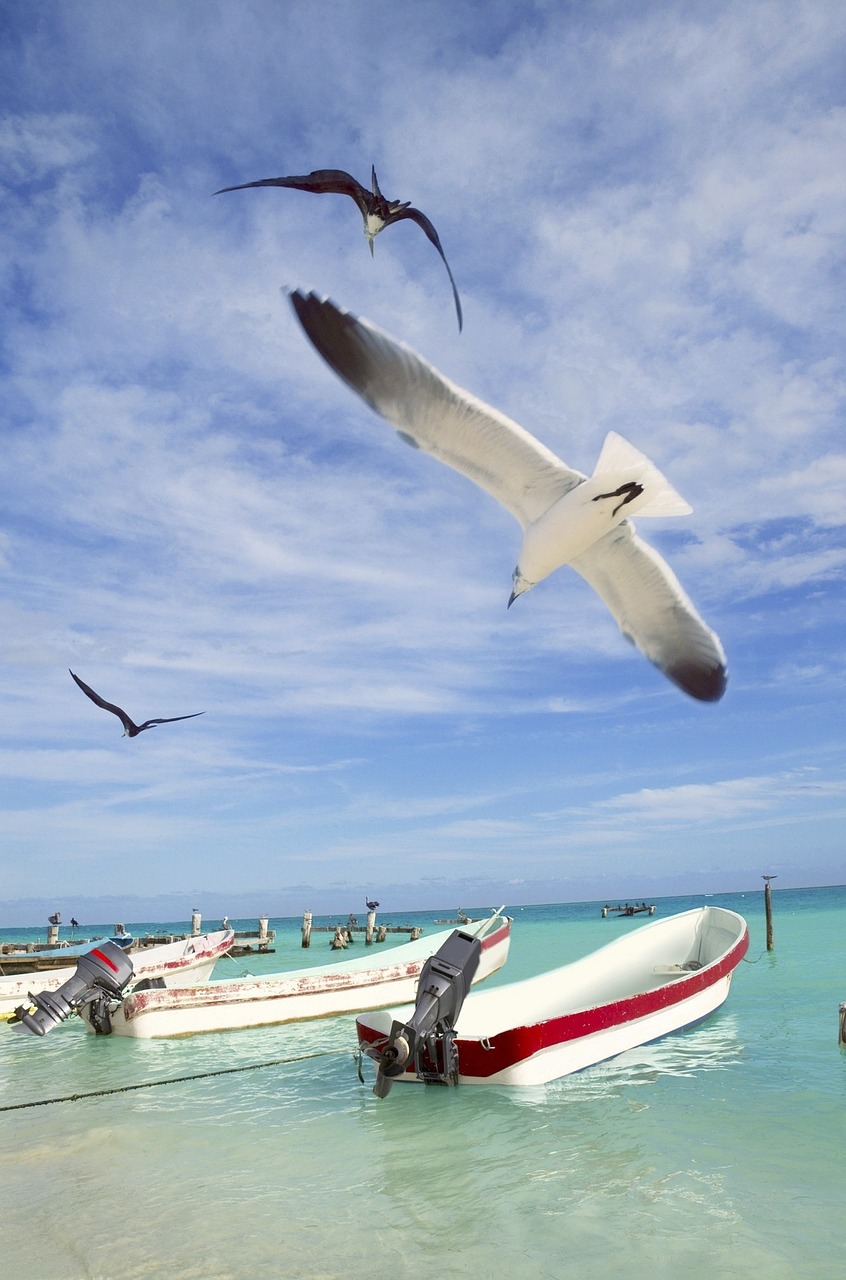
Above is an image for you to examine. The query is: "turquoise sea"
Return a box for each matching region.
[1,886,844,1280]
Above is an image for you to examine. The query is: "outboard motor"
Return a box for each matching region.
[373,929,481,1098]
[10,941,135,1037]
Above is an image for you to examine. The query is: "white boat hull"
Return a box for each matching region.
[83,913,512,1038]
[357,906,748,1086]
[1,931,234,1020]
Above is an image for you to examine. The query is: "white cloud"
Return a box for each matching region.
[1,0,845,913]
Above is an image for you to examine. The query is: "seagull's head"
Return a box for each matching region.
[508,568,534,608]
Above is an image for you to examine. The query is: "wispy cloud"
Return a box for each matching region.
[1,1,845,916]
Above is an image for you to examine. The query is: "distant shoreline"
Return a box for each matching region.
[2,882,843,934]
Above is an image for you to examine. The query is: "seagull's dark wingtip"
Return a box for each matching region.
[667,661,728,703]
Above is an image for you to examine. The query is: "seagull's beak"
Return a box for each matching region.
[508,570,532,608]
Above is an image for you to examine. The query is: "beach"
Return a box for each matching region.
[0,885,843,1278]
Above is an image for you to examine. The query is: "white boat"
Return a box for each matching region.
[0,932,134,974]
[0,930,234,1021]
[356,906,748,1088]
[81,911,513,1038]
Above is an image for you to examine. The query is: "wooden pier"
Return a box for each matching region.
[601,903,656,918]
[0,912,276,972]
[301,910,421,949]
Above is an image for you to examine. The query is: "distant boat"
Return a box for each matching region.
[0,932,135,975]
[1,930,234,1020]
[356,906,748,1088]
[79,910,512,1039]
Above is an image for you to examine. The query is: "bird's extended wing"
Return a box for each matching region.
[288,290,582,527]
[214,168,371,211]
[139,713,205,730]
[569,524,727,702]
[69,670,136,733]
[388,206,464,332]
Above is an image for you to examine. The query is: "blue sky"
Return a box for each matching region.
[1,0,844,926]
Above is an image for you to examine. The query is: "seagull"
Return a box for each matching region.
[287,289,728,703]
[69,671,205,737]
[215,166,463,331]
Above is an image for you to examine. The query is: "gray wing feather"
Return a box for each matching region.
[288,290,583,527]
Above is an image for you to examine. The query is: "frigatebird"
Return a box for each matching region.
[69,670,205,737]
[215,165,463,331]
[287,290,728,703]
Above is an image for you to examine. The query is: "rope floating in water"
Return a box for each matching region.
[0,1046,352,1112]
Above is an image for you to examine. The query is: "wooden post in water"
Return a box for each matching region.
[331,925,348,949]
[191,908,201,937]
[763,875,777,951]
[258,916,269,947]
[301,911,312,948]
[839,1003,846,1049]
[365,910,376,945]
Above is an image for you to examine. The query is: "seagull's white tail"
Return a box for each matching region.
[593,431,692,517]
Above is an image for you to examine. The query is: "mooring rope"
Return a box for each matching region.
[0,1046,353,1112]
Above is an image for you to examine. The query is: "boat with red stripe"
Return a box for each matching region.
[356,906,748,1088]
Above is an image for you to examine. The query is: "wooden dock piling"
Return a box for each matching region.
[299,910,421,946]
[763,875,776,951]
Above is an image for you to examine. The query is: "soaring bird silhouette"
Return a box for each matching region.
[69,671,205,737]
[215,165,463,331]
[287,289,728,703]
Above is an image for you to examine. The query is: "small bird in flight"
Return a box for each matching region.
[287,289,728,703]
[215,165,463,331]
[69,671,205,737]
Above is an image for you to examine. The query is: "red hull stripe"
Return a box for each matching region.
[479,921,509,953]
[360,925,748,1079]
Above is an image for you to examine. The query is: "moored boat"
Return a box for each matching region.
[79,910,512,1038]
[0,932,134,975]
[0,930,234,1021]
[356,906,748,1088]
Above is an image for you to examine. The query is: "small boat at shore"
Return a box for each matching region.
[1,930,234,1021]
[356,906,748,1089]
[0,932,134,975]
[79,910,512,1038]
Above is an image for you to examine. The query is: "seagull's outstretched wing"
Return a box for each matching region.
[69,670,137,734]
[288,289,581,526]
[387,206,464,332]
[570,524,727,702]
[214,169,371,213]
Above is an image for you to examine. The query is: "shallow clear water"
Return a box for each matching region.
[1,888,844,1279]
